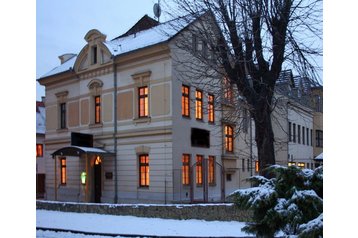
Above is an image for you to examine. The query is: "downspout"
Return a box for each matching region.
[113,60,118,203]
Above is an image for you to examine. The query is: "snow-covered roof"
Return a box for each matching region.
[40,14,197,79]
[314,152,323,160]
[52,146,114,157]
[36,101,45,134]
[40,54,77,78]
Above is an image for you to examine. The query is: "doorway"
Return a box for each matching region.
[94,156,102,203]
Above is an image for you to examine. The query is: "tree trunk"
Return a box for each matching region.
[253,101,276,176]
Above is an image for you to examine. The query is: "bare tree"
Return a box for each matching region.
[163,0,322,175]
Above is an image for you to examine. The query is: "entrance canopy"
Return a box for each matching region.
[52,146,114,158]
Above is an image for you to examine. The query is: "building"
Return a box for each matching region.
[38,13,322,204]
[36,98,46,198]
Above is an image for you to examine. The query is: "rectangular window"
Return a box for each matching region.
[247,159,250,172]
[297,162,305,168]
[94,96,101,124]
[36,144,43,157]
[310,129,313,146]
[225,125,234,152]
[226,174,232,181]
[289,122,292,142]
[255,161,259,172]
[195,90,203,120]
[60,158,66,185]
[208,156,215,185]
[292,123,296,142]
[182,154,190,185]
[138,86,148,118]
[316,130,323,147]
[288,162,296,167]
[242,159,245,172]
[302,126,305,145]
[191,128,210,148]
[223,77,233,103]
[181,85,190,117]
[139,154,150,187]
[208,94,215,123]
[92,45,97,64]
[196,155,203,185]
[306,128,309,145]
[60,103,66,129]
[298,125,301,144]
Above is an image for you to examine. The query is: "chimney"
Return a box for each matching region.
[59,53,76,64]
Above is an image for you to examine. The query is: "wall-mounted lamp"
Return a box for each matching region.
[81,171,87,185]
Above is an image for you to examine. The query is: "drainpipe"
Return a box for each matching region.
[113,61,118,203]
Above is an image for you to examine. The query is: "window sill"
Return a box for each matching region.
[89,123,103,129]
[133,117,151,124]
[56,128,68,133]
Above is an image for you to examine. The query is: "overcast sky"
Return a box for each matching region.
[36,0,169,101]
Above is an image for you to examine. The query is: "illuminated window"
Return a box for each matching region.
[255,161,259,172]
[60,158,66,185]
[195,90,203,120]
[138,86,148,118]
[139,154,149,187]
[288,162,296,167]
[223,77,233,103]
[36,144,43,157]
[208,156,215,185]
[196,155,203,185]
[182,85,190,117]
[225,125,234,152]
[182,154,190,185]
[208,94,214,123]
[94,96,101,124]
[95,156,102,165]
[297,162,305,168]
[60,103,66,129]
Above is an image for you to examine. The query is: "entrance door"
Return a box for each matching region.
[94,157,102,203]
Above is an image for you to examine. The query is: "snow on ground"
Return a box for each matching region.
[37,209,251,237]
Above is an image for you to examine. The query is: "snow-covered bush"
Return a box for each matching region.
[229,165,323,237]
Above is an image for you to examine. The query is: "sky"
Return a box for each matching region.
[36,0,170,101]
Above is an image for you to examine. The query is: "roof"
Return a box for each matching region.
[113,14,159,39]
[39,14,197,79]
[36,101,46,134]
[314,153,323,160]
[52,146,114,157]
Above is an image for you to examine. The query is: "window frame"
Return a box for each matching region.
[195,89,203,120]
[138,86,149,118]
[316,130,323,147]
[60,157,66,185]
[208,94,215,123]
[225,125,234,152]
[196,155,203,186]
[60,103,67,129]
[181,85,190,117]
[94,95,101,124]
[36,144,43,157]
[139,154,150,187]
[208,156,216,185]
[182,154,190,185]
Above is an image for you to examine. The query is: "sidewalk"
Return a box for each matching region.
[36,209,253,237]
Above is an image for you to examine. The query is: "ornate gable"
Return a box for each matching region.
[74,29,113,72]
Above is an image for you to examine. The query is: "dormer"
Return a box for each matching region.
[74,29,112,72]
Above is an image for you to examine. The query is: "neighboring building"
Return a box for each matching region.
[38,13,322,204]
[36,97,46,198]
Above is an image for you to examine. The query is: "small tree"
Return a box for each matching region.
[229,165,323,237]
